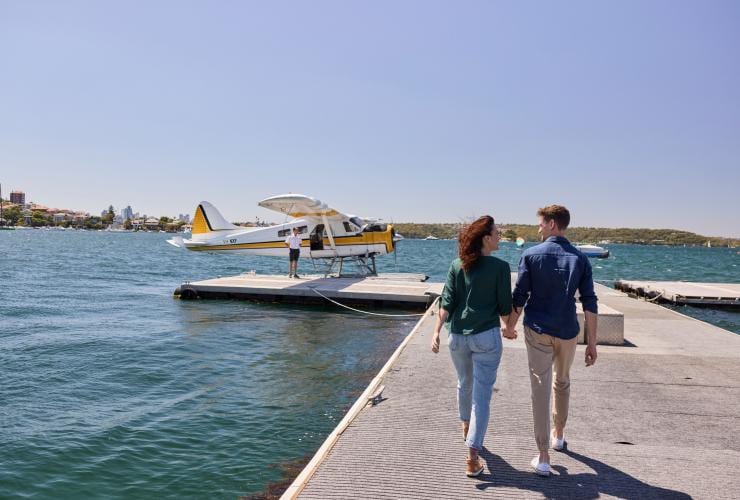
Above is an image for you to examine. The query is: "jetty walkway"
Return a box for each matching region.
[284,283,740,499]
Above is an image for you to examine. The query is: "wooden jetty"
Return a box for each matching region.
[281,282,740,499]
[616,279,740,307]
[175,273,443,310]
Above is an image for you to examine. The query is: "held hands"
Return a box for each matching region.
[585,344,598,366]
[431,331,441,354]
[502,325,518,340]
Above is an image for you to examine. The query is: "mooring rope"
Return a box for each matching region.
[644,291,664,302]
[308,287,425,317]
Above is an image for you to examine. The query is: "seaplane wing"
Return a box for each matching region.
[168,196,400,268]
[257,194,344,220]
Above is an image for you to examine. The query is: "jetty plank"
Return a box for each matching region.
[285,283,740,499]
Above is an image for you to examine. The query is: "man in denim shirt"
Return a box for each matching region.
[509,205,598,477]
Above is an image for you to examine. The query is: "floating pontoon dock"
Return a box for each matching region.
[615,279,740,307]
[281,282,740,499]
[175,273,442,310]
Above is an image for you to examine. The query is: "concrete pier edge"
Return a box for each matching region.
[280,300,439,499]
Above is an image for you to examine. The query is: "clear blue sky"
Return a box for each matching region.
[2,0,739,236]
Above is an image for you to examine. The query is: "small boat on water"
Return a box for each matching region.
[424,235,439,240]
[576,244,610,258]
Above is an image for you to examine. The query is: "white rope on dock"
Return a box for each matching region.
[308,286,425,317]
[645,291,664,302]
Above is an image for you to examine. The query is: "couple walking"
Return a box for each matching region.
[431,205,598,477]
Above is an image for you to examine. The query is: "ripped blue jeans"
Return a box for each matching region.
[448,327,503,450]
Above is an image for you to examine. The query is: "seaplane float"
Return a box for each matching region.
[167,194,403,276]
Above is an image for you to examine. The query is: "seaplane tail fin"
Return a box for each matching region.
[191,201,240,234]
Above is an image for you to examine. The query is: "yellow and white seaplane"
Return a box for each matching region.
[167,194,402,276]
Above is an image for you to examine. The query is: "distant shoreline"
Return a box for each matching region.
[392,223,739,247]
[2,214,737,246]
[3,225,738,249]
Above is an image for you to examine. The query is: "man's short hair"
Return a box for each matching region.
[537,205,570,230]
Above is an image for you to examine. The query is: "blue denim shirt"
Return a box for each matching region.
[512,236,598,340]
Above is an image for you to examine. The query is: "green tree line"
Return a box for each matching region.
[393,222,738,247]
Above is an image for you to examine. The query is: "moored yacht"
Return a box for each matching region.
[575,244,610,258]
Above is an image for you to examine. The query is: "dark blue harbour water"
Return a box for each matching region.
[1,231,738,498]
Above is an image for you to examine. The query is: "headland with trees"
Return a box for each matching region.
[393,223,739,247]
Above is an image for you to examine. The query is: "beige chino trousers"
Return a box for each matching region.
[524,326,578,453]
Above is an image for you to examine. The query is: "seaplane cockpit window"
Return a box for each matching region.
[278,226,308,238]
[343,221,354,233]
[349,217,363,228]
[362,223,387,232]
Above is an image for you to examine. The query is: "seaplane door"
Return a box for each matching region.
[309,224,325,255]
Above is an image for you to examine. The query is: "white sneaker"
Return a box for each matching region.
[551,433,565,451]
[531,456,551,476]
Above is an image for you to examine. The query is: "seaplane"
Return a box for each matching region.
[167,194,402,276]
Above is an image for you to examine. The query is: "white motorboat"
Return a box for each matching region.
[576,244,610,258]
[424,235,439,240]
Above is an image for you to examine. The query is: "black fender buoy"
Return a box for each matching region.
[178,287,198,300]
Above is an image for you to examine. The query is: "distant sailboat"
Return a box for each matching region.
[706,240,712,248]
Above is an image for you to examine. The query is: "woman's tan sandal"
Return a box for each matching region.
[466,457,485,477]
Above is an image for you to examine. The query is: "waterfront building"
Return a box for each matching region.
[53,213,70,223]
[121,206,133,221]
[30,204,50,213]
[145,217,160,230]
[10,191,25,205]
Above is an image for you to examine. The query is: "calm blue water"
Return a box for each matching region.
[1,231,738,498]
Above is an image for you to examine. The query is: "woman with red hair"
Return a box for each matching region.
[432,215,516,477]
